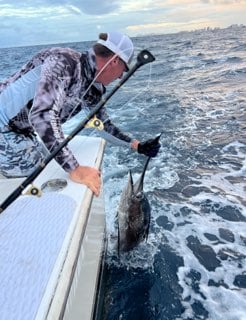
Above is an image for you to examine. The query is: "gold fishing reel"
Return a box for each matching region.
[85,115,104,131]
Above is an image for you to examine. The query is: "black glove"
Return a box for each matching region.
[137,134,161,158]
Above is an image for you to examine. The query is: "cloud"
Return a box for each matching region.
[0,0,245,48]
[74,0,120,15]
[127,22,185,32]
[200,0,245,3]
[0,0,121,16]
[0,3,72,18]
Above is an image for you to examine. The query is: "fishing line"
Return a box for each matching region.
[45,43,140,156]
[60,53,120,124]
[115,62,154,111]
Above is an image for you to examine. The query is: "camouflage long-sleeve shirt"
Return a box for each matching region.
[0,47,132,172]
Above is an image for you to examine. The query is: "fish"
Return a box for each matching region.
[117,156,151,253]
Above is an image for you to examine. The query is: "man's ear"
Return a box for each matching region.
[112,56,119,65]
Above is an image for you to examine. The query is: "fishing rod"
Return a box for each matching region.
[0,50,155,213]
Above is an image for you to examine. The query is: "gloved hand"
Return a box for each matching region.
[137,134,161,157]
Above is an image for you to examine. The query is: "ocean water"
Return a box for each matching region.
[0,25,245,320]
[98,26,246,320]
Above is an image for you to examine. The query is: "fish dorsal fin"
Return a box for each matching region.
[126,170,134,196]
[134,157,151,194]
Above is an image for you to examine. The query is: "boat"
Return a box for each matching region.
[0,136,106,320]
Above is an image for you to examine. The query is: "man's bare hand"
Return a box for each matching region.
[69,165,101,196]
[131,139,140,150]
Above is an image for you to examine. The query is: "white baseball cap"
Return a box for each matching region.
[97,31,134,70]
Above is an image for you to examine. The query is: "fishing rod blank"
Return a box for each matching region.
[0,50,155,213]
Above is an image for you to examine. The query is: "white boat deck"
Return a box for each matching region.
[0,136,106,320]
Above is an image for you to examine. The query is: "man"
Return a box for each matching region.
[0,31,160,196]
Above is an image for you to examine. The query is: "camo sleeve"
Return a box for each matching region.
[29,53,79,172]
[96,107,133,146]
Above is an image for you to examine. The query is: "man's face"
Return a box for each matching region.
[100,57,127,86]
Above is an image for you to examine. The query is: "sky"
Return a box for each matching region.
[0,0,245,48]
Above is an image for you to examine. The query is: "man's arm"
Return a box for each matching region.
[29,54,80,172]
